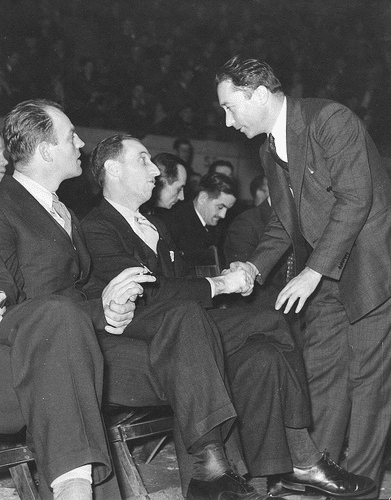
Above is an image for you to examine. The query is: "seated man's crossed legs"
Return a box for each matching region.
[97,299,375,500]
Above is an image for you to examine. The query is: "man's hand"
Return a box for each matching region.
[0,291,6,321]
[211,267,253,295]
[275,266,322,314]
[104,300,136,335]
[102,267,156,334]
[227,261,258,296]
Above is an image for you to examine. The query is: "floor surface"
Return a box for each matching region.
[1,439,391,499]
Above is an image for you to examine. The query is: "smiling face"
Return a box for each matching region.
[196,191,236,226]
[217,79,271,139]
[158,164,187,209]
[117,139,161,209]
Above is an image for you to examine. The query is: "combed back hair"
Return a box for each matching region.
[3,99,63,165]
[89,133,137,188]
[250,170,267,199]
[153,153,186,186]
[216,55,282,96]
[208,159,234,176]
[197,172,237,200]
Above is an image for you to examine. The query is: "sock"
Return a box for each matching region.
[51,465,92,500]
[285,428,322,468]
[192,442,229,481]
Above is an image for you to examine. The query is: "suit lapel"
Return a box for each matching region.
[4,176,79,260]
[286,97,308,219]
[99,199,158,271]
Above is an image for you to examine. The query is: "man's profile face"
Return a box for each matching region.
[47,106,85,180]
[118,139,160,207]
[197,191,236,226]
[217,79,267,139]
[158,164,187,209]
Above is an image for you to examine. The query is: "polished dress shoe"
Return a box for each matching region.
[270,454,375,497]
[187,469,282,499]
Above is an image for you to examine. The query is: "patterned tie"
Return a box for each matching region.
[134,212,159,253]
[51,193,72,237]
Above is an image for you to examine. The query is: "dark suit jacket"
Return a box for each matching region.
[0,175,106,328]
[250,97,391,323]
[157,200,226,272]
[81,198,213,309]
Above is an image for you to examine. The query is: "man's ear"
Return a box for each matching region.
[104,159,120,178]
[38,142,52,162]
[197,190,208,206]
[253,85,268,104]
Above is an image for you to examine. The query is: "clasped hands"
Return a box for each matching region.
[102,267,156,335]
[213,261,259,296]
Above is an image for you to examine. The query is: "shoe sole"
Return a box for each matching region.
[280,479,375,497]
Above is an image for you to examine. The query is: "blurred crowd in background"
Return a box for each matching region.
[1,0,391,149]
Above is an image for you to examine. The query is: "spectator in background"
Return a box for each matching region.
[161,172,237,275]
[208,159,235,178]
[142,152,187,217]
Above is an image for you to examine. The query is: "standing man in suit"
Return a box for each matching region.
[160,172,237,274]
[81,133,374,499]
[0,99,278,500]
[216,54,391,497]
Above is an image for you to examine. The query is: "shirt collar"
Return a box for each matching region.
[105,197,138,222]
[13,170,54,212]
[270,96,287,162]
[193,202,207,227]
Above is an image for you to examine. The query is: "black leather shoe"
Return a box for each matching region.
[277,454,375,497]
[187,469,283,499]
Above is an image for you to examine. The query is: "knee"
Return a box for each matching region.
[227,340,283,382]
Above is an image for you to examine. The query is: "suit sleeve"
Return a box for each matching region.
[82,217,213,308]
[0,207,27,306]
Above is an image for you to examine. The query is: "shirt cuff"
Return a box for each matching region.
[205,277,216,298]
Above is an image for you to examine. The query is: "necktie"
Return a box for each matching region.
[51,193,72,237]
[134,212,159,253]
[268,134,289,171]
[268,136,295,282]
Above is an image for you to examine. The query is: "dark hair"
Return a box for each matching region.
[89,133,137,187]
[208,159,234,176]
[3,99,63,165]
[153,153,186,185]
[197,172,237,200]
[151,152,187,205]
[249,170,267,199]
[216,55,282,95]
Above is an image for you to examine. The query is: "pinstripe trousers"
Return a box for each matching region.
[303,277,391,495]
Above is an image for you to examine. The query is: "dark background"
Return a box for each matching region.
[1,0,391,152]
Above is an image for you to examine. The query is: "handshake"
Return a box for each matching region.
[211,261,259,297]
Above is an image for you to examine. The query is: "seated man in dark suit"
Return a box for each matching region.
[0,211,145,499]
[157,172,236,275]
[81,133,374,500]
